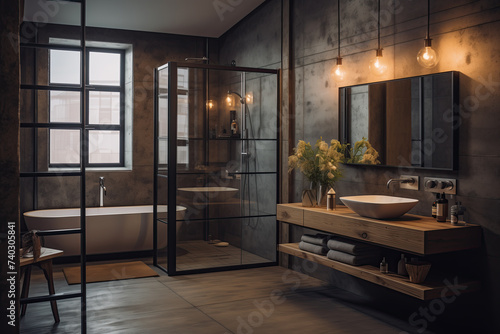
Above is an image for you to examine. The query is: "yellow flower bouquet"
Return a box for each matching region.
[288,137,380,206]
[288,139,345,189]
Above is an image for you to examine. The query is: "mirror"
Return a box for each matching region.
[339,71,459,170]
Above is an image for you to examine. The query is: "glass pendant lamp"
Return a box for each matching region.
[331,0,345,81]
[417,0,439,68]
[369,0,387,76]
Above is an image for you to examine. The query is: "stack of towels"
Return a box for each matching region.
[298,233,331,255]
[326,237,381,266]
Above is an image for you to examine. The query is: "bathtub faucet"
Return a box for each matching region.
[99,177,107,207]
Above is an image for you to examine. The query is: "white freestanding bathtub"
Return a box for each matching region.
[23,205,186,256]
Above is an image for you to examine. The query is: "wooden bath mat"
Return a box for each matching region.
[63,261,159,285]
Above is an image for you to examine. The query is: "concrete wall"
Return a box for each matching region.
[218,0,282,260]
[219,0,500,332]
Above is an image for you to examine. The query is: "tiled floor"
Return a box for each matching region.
[20,259,406,334]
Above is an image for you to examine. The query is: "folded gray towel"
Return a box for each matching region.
[299,241,328,255]
[301,233,331,246]
[326,250,379,266]
[327,238,379,255]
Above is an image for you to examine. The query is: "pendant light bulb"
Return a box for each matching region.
[332,1,345,82]
[369,49,387,76]
[418,0,439,68]
[417,38,439,68]
[332,57,345,81]
[370,0,386,76]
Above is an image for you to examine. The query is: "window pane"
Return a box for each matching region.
[178,68,189,90]
[89,130,120,164]
[178,94,188,139]
[50,50,81,85]
[158,139,168,165]
[89,91,120,124]
[89,52,121,86]
[177,145,189,165]
[50,129,80,164]
[50,91,81,123]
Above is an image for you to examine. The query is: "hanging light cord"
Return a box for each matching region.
[337,0,341,58]
[426,0,430,39]
[377,0,381,51]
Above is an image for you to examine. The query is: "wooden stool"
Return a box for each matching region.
[20,247,64,323]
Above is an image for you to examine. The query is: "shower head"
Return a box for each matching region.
[227,91,245,104]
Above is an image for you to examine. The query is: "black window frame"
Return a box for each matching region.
[48,47,125,168]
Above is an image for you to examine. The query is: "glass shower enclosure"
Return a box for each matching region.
[153,62,280,275]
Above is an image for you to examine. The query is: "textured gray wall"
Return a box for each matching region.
[218,0,282,260]
[219,0,500,332]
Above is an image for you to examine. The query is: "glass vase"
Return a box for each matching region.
[316,184,329,207]
[301,181,317,207]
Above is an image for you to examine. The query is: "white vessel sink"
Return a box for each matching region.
[340,195,418,219]
[178,187,239,201]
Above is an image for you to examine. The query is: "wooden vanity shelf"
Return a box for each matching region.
[279,243,480,300]
[278,203,482,255]
[278,203,482,300]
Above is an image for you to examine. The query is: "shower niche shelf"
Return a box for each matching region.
[154,61,280,276]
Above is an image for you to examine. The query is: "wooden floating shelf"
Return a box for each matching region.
[277,203,482,255]
[279,243,480,300]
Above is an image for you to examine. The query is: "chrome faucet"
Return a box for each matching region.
[386,177,416,189]
[99,177,107,207]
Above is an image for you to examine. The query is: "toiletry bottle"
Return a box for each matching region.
[230,110,238,136]
[450,202,458,225]
[380,257,388,274]
[457,202,467,225]
[437,193,448,222]
[326,188,336,210]
[431,193,440,218]
[231,118,238,136]
[397,254,407,276]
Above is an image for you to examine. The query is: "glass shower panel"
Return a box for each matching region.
[244,72,280,140]
[175,219,243,272]
[155,64,169,272]
[155,62,279,275]
[156,174,168,271]
[242,216,277,264]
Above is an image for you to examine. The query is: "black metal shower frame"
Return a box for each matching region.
[19,1,88,332]
[153,62,281,276]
